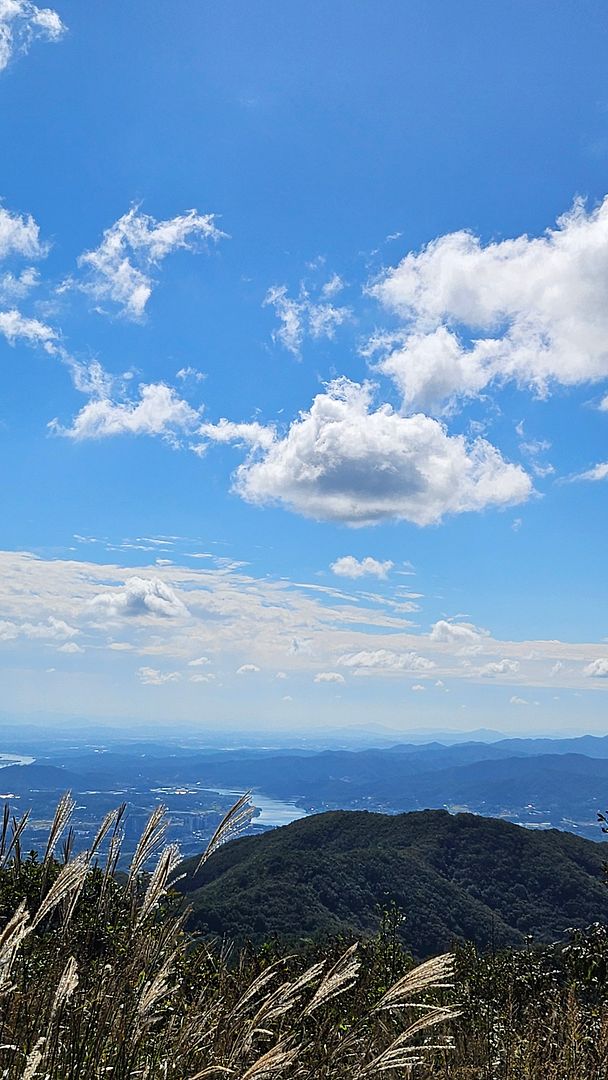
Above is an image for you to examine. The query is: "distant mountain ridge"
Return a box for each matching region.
[178,809,608,957]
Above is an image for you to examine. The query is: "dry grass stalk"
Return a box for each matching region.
[89,802,127,861]
[196,792,255,874]
[0,810,30,869]
[303,943,360,1016]
[49,955,79,1021]
[136,842,182,927]
[372,952,454,1012]
[0,901,31,987]
[20,1038,45,1080]
[238,1038,300,1080]
[356,1006,458,1075]
[31,853,89,929]
[128,804,168,887]
[43,791,76,867]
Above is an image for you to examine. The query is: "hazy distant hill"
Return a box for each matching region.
[179,809,608,957]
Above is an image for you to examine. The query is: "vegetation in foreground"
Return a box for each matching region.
[0,797,606,1078]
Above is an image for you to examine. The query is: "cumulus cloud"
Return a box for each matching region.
[188,656,211,667]
[314,671,345,683]
[264,283,350,357]
[51,382,200,442]
[91,577,188,619]
[429,619,488,647]
[57,641,84,654]
[510,695,529,705]
[138,666,181,685]
[77,207,224,319]
[478,658,520,677]
[371,196,608,412]
[232,378,531,526]
[237,663,260,674]
[337,649,435,673]
[330,555,394,579]
[584,658,608,678]
[0,1,65,71]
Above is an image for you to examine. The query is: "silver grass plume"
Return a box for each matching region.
[303,943,360,1016]
[43,792,76,867]
[355,1006,458,1075]
[127,804,168,888]
[89,802,127,861]
[195,792,254,874]
[0,901,31,988]
[371,952,455,1012]
[49,956,79,1022]
[238,1039,300,1080]
[1,810,31,869]
[136,843,182,927]
[31,853,89,930]
[20,1038,45,1080]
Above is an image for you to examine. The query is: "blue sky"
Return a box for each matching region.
[1,0,608,736]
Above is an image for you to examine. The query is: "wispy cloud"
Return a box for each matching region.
[0,2,65,73]
[76,207,225,319]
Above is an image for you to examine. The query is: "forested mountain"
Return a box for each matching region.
[179,809,608,957]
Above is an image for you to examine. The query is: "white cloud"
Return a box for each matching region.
[188,656,211,667]
[176,366,206,382]
[138,666,181,685]
[372,196,608,412]
[237,663,260,674]
[264,283,350,357]
[0,266,39,300]
[77,207,224,319]
[314,671,345,684]
[57,641,84,654]
[189,673,215,683]
[411,683,426,691]
[231,378,531,526]
[195,418,275,453]
[0,203,46,259]
[510,695,529,705]
[429,619,488,647]
[0,0,65,71]
[51,382,200,442]
[338,649,435,673]
[479,658,520,677]
[321,273,345,298]
[570,462,608,483]
[0,615,78,642]
[584,658,608,678]
[91,577,188,620]
[0,308,56,347]
[330,555,394,579]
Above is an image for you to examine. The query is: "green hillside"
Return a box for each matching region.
[179,809,608,955]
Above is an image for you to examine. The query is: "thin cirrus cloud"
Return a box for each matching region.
[0,2,65,71]
[568,462,608,483]
[228,378,531,526]
[76,207,225,320]
[370,196,608,414]
[330,555,394,579]
[264,282,350,357]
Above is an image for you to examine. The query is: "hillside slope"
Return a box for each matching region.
[179,809,608,956]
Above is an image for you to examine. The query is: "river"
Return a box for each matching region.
[208,788,308,827]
